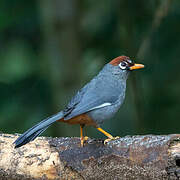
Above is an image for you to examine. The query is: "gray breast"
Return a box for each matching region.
[87,65,128,126]
[87,86,126,126]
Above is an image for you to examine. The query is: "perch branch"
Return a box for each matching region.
[0,133,180,179]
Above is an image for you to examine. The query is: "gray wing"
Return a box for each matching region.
[63,85,88,117]
[63,76,120,120]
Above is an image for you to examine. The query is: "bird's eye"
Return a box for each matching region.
[119,61,127,70]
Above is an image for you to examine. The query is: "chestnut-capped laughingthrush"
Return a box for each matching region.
[14,56,144,148]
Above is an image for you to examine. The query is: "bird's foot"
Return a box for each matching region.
[104,136,120,144]
[84,136,89,141]
[80,136,89,147]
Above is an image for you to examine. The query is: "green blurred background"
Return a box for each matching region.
[1,0,180,139]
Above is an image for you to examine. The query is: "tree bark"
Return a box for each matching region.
[0,133,180,179]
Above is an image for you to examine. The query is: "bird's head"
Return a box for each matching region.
[109,56,144,71]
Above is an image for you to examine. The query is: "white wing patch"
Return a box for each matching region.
[89,102,112,111]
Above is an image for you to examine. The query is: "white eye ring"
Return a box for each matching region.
[119,62,127,70]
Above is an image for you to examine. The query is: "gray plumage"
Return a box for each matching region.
[14,62,130,148]
[64,64,129,125]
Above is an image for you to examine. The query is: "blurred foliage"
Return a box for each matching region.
[0,0,180,139]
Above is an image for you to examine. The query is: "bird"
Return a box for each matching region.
[14,56,144,148]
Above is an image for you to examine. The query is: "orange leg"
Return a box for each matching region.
[96,127,119,144]
[80,125,84,147]
[80,125,89,147]
[96,127,113,139]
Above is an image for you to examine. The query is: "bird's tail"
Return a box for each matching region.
[14,111,64,148]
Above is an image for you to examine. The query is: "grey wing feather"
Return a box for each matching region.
[64,80,119,120]
[63,84,89,117]
[63,69,123,120]
[64,96,115,120]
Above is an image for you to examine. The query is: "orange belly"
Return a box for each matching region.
[58,114,97,127]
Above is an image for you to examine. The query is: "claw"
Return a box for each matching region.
[80,136,89,147]
[81,138,84,147]
[84,136,89,141]
[104,136,120,144]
